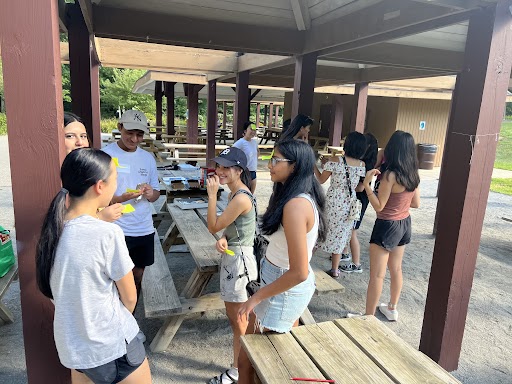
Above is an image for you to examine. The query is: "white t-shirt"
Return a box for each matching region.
[103,142,160,236]
[233,137,258,172]
[50,215,139,369]
[265,194,319,269]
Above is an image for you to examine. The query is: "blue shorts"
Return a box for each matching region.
[250,171,257,180]
[253,258,315,333]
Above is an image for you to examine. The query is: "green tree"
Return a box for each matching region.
[0,58,3,98]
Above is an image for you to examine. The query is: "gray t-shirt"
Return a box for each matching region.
[50,215,139,369]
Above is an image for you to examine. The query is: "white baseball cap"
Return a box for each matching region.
[119,110,149,133]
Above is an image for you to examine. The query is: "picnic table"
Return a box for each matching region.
[145,199,344,352]
[0,261,18,325]
[242,315,461,384]
[260,127,282,144]
[158,167,223,203]
[162,143,229,163]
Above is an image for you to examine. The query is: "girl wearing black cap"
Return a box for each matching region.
[206,146,258,384]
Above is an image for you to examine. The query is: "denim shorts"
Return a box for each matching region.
[253,258,315,333]
[76,335,146,384]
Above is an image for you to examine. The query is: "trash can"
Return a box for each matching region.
[417,143,438,170]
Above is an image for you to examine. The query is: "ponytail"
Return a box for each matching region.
[239,168,252,191]
[36,189,68,299]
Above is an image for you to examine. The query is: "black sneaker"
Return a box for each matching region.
[340,253,351,262]
[340,263,362,274]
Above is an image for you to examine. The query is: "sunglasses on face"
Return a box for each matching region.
[269,156,293,167]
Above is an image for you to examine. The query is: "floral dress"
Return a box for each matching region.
[320,157,365,254]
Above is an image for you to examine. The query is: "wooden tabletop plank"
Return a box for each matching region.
[334,316,461,384]
[291,322,394,384]
[241,333,326,384]
[312,268,345,296]
[167,204,220,272]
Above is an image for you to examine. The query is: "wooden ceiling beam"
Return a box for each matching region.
[304,0,478,56]
[360,66,454,82]
[406,0,489,10]
[291,0,311,31]
[92,5,304,55]
[322,43,464,72]
[58,0,68,32]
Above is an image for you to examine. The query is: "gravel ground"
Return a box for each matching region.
[0,135,511,383]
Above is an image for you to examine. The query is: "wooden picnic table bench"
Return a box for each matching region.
[242,315,461,384]
[0,261,18,325]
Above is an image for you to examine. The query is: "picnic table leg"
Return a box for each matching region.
[149,269,214,352]
[162,222,180,253]
[0,301,14,325]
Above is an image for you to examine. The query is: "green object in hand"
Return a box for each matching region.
[225,249,235,256]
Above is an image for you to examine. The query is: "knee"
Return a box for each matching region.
[369,271,386,282]
[389,265,403,276]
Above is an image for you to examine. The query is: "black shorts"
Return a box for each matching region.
[125,233,155,268]
[76,335,146,384]
[369,216,411,251]
[250,171,257,180]
[354,192,370,230]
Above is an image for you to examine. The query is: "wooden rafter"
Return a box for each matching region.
[290,0,311,31]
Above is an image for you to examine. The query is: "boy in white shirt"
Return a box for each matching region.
[233,121,259,193]
[102,110,161,300]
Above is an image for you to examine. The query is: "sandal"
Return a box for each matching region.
[208,370,238,384]
[326,269,341,279]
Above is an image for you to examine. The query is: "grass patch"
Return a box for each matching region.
[495,122,512,170]
[490,178,512,195]
[0,113,6,135]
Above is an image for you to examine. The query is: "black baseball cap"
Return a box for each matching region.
[213,147,248,169]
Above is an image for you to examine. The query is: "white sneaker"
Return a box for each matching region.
[346,312,363,318]
[378,303,398,321]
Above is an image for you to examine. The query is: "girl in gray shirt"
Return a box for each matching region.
[36,148,152,384]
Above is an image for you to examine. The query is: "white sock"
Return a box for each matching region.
[221,367,238,383]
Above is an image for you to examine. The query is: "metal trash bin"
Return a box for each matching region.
[417,143,437,170]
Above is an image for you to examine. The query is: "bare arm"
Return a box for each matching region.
[115,271,137,313]
[410,187,421,208]
[364,170,395,212]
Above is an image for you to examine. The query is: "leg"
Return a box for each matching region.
[331,253,341,270]
[387,245,406,308]
[119,358,152,384]
[250,179,257,194]
[71,370,93,384]
[238,313,257,384]
[132,266,145,302]
[365,244,389,315]
[350,229,361,266]
[225,302,248,369]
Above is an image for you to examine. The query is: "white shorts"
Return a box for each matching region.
[220,245,258,303]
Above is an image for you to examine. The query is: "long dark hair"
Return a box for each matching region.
[278,114,313,142]
[63,111,83,127]
[237,167,252,191]
[36,148,113,299]
[343,132,366,160]
[362,133,379,172]
[261,140,327,242]
[383,131,420,191]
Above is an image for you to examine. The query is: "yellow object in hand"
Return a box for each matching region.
[224,249,235,256]
[122,204,135,214]
[126,188,140,193]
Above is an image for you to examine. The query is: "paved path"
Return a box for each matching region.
[0,136,511,384]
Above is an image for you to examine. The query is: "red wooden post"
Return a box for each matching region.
[256,103,261,128]
[186,84,203,144]
[235,70,250,140]
[263,104,268,127]
[350,82,369,133]
[329,95,343,146]
[275,105,280,128]
[207,80,217,167]
[291,52,317,117]
[0,0,70,382]
[420,2,512,370]
[165,82,175,135]
[222,101,227,130]
[68,3,101,148]
[155,81,163,128]
[269,103,274,129]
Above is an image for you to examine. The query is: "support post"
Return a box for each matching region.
[256,103,261,128]
[263,105,268,127]
[165,82,175,135]
[186,84,203,144]
[68,3,101,148]
[350,82,369,133]
[155,81,163,129]
[275,106,280,128]
[291,53,317,117]
[207,80,217,167]
[234,70,250,140]
[420,2,512,371]
[0,0,70,382]
[329,95,343,146]
[269,104,274,130]
[222,101,227,130]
